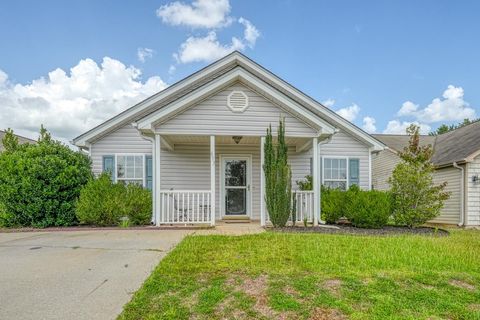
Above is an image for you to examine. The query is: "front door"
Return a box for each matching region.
[221,156,251,216]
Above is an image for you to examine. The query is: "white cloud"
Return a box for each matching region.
[383,120,431,135]
[335,103,360,122]
[159,1,260,65]
[362,116,376,133]
[322,98,335,108]
[156,0,233,29]
[396,85,476,123]
[137,47,155,63]
[238,17,260,48]
[173,31,245,64]
[0,57,167,143]
[397,101,418,117]
[168,65,176,75]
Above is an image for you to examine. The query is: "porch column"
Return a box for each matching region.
[210,135,216,226]
[151,135,157,225]
[155,133,161,226]
[312,137,319,226]
[260,136,266,226]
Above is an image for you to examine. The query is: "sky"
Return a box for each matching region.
[0,0,479,142]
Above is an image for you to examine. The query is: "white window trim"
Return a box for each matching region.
[322,156,349,190]
[114,153,146,187]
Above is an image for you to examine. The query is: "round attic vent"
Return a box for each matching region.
[227,90,249,113]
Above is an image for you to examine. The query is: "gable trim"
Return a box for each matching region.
[137,67,336,135]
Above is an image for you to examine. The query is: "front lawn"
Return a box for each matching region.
[120,230,480,319]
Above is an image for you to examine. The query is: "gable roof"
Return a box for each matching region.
[372,134,436,154]
[432,120,480,166]
[0,130,36,152]
[73,51,384,151]
[373,120,480,167]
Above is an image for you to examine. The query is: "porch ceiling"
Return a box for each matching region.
[161,135,312,152]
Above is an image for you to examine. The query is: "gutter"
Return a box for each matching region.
[452,162,465,227]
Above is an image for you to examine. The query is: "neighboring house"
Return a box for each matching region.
[73,52,384,226]
[0,130,36,152]
[372,121,480,226]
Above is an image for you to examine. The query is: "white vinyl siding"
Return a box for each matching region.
[466,156,480,225]
[158,143,316,220]
[430,166,462,225]
[90,124,152,176]
[372,149,401,191]
[156,83,318,137]
[320,131,370,190]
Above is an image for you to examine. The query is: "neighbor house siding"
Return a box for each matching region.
[320,131,371,190]
[431,166,462,225]
[89,124,152,176]
[372,150,400,191]
[466,156,480,225]
[156,83,318,137]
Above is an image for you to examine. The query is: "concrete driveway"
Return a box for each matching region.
[0,229,191,320]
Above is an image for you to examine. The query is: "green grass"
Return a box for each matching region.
[119,230,480,319]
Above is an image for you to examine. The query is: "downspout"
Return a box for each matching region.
[316,132,336,224]
[453,162,465,227]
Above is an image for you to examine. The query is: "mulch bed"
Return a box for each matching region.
[272,225,450,236]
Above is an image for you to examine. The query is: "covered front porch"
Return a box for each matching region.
[150,134,322,227]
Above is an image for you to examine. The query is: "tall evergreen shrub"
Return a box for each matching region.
[263,119,292,227]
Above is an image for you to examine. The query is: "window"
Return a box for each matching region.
[116,155,144,185]
[323,158,348,190]
[322,157,361,190]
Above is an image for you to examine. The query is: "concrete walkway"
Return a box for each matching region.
[0,229,191,320]
[194,221,265,236]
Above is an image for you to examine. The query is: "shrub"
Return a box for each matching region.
[76,173,125,226]
[321,185,358,224]
[76,173,152,226]
[264,118,292,228]
[389,125,450,227]
[321,187,346,224]
[0,126,92,227]
[321,185,392,228]
[346,190,391,228]
[124,184,152,225]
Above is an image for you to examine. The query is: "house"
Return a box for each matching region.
[372,121,480,227]
[73,52,385,226]
[0,130,36,152]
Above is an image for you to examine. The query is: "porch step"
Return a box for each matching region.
[222,216,251,223]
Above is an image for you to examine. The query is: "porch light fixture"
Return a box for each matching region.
[232,136,243,144]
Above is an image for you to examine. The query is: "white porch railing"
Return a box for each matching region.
[293,191,314,223]
[265,191,315,224]
[159,190,213,224]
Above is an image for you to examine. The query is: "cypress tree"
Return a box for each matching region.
[263,118,292,227]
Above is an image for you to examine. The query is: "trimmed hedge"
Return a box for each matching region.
[76,173,152,226]
[346,190,392,228]
[321,185,392,228]
[0,134,92,228]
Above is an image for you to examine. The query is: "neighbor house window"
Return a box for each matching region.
[323,158,348,190]
[116,155,144,185]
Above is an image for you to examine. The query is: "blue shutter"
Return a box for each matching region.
[102,155,115,181]
[349,158,360,187]
[146,156,153,191]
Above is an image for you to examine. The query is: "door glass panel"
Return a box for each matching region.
[225,160,246,186]
[225,189,246,215]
